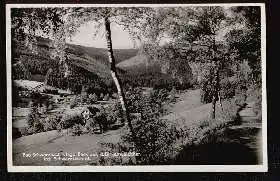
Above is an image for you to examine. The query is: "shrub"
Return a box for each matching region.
[33,121,45,133]
[124,116,177,165]
[27,121,44,134]
[95,142,137,165]
[88,93,98,104]
[12,61,31,80]
[219,77,236,100]
[168,87,177,103]
[12,128,22,139]
[18,127,29,136]
[29,91,51,107]
[47,103,54,110]
[58,113,85,130]
[42,88,59,95]
[71,124,84,136]
[253,98,262,120]
[103,94,109,101]
[124,89,177,164]
[151,88,169,104]
[83,104,122,133]
[26,106,40,128]
[69,96,77,109]
[94,107,111,132]
[84,118,97,133]
[41,115,62,131]
[125,88,143,113]
[104,102,124,125]
[99,93,104,100]
[124,89,238,164]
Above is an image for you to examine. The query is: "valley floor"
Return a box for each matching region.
[12,89,263,166]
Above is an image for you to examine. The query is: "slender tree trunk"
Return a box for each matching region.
[211,63,219,119]
[210,36,220,119]
[104,16,137,142]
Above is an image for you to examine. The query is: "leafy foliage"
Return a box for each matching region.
[41,115,62,131]
[123,88,177,164]
[71,124,84,136]
[58,113,85,130]
[227,6,261,83]
[88,93,99,104]
[26,106,40,128]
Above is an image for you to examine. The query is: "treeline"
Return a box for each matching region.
[120,71,190,91]
[12,53,110,95]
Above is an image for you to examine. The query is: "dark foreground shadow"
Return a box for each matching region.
[169,141,258,165]
[168,127,261,165]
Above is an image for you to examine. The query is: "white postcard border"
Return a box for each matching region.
[6,3,267,172]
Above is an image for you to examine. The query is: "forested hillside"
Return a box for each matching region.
[12,36,138,93]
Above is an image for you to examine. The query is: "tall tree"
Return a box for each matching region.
[11,7,151,142]
[103,13,136,139]
[137,7,228,118]
[226,6,261,84]
[194,7,227,119]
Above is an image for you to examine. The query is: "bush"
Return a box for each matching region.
[219,77,237,100]
[69,96,77,109]
[71,124,84,136]
[12,61,31,80]
[168,87,177,103]
[18,127,29,136]
[88,93,98,104]
[26,107,40,128]
[103,94,109,101]
[124,89,178,164]
[58,113,85,130]
[48,103,54,110]
[84,118,97,133]
[104,102,124,125]
[253,98,262,120]
[41,115,62,131]
[125,88,142,113]
[29,91,51,107]
[27,121,44,134]
[94,107,111,132]
[99,93,104,100]
[94,142,137,165]
[12,128,22,139]
[42,88,59,95]
[152,88,169,104]
[124,116,177,165]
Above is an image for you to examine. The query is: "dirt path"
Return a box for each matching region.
[171,101,262,165]
[223,102,263,164]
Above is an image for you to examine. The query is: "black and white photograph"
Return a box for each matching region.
[6,4,267,172]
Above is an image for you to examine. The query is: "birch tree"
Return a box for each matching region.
[135,7,228,118]
[11,7,153,143]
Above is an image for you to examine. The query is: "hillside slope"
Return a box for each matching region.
[12,36,138,81]
[117,53,194,88]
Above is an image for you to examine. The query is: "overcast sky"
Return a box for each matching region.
[67,7,233,49]
[68,22,135,49]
